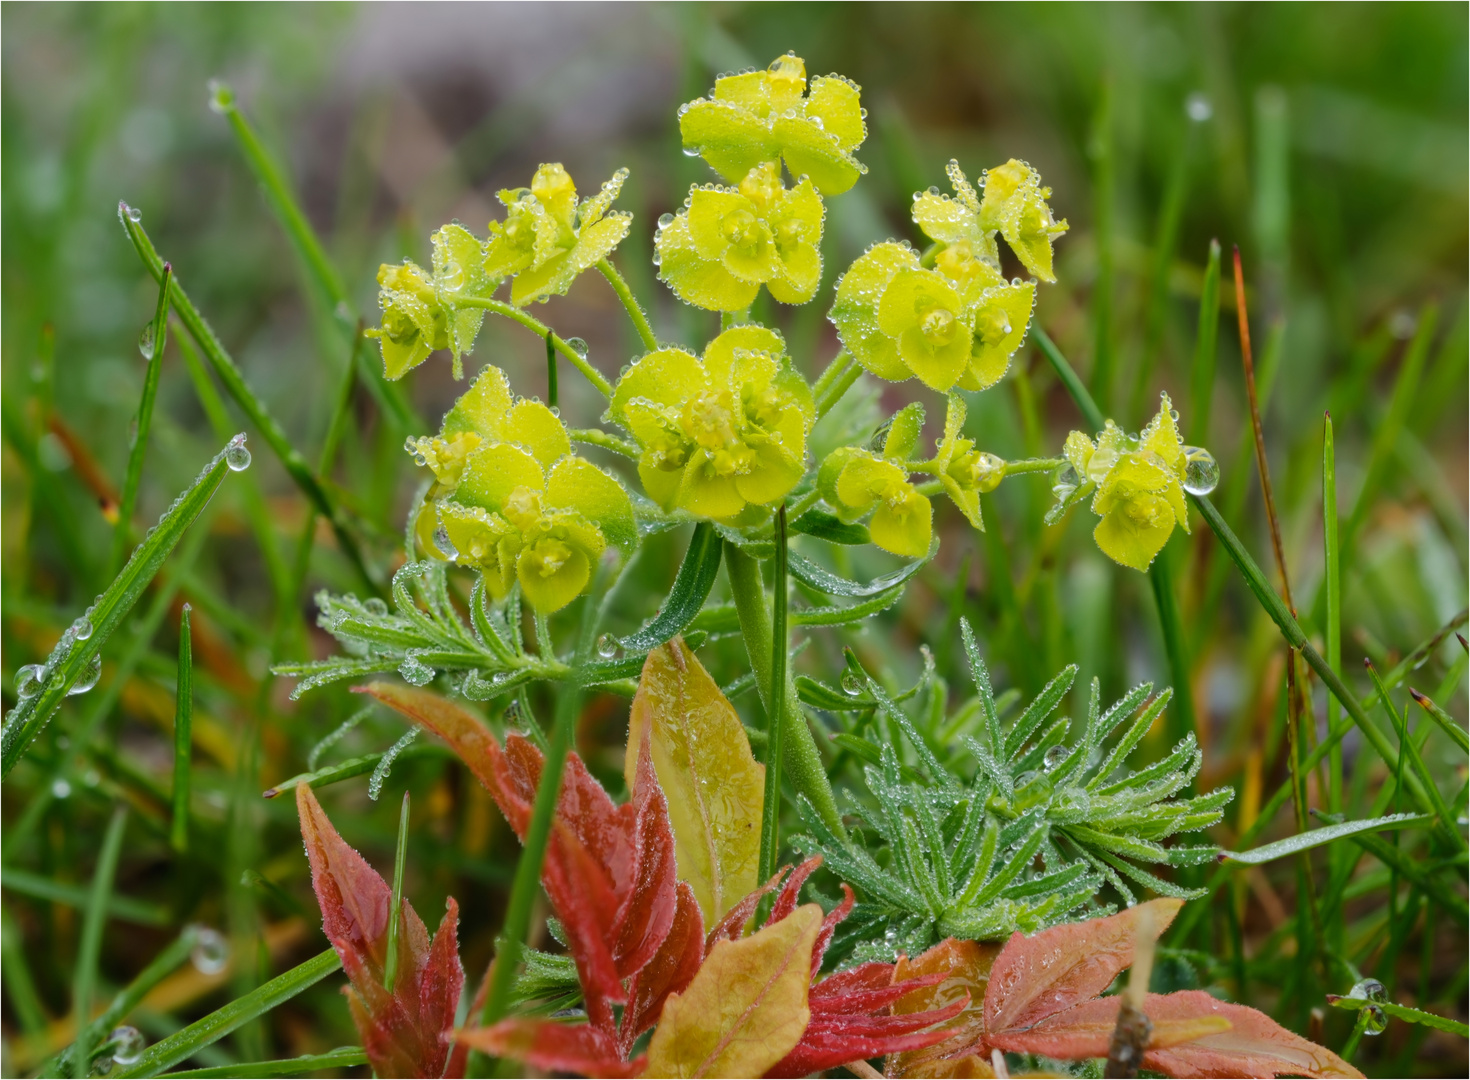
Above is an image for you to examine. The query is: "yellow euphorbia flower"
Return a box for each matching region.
[656,163,824,311]
[977,159,1069,284]
[1067,394,1190,572]
[679,53,867,195]
[607,326,814,521]
[482,163,632,307]
[372,224,498,380]
[405,365,636,613]
[818,446,931,559]
[931,393,1005,531]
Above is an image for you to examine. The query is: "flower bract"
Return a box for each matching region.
[608,326,814,521]
[819,446,932,559]
[656,163,824,311]
[679,53,867,195]
[977,158,1069,283]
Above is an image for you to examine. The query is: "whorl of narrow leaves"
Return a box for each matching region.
[295,785,463,1079]
[796,617,1231,960]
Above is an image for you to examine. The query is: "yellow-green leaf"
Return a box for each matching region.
[644,903,821,1079]
[626,638,764,924]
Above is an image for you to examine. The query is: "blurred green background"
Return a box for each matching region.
[3,3,1466,1076]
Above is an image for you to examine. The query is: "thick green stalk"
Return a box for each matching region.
[111,263,172,574]
[458,297,612,397]
[814,351,859,418]
[596,258,659,352]
[544,330,558,412]
[481,572,606,1029]
[759,506,789,882]
[171,604,194,853]
[119,211,381,597]
[723,542,844,839]
[71,807,128,1078]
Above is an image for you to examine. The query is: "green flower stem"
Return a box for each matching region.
[786,487,823,520]
[814,351,858,418]
[569,427,639,459]
[120,212,381,598]
[596,259,659,352]
[480,565,608,1032]
[1002,456,1065,477]
[759,505,789,883]
[111,263,171,575]
[457,297,613,398]
[723,541,845,840]
[544,330,558,411]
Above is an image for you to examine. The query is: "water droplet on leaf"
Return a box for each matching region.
[108,1026,145,1065]
[15,664,44,699]
[68,653,102,695]
[596,633,620,659]
[1182,447,1219,495]
[224,437,251,472]
[1043,745,1067,771]
[566,337,589,359]
[138,324,156,360]
[840,669,864,696]
[190,926,230,974]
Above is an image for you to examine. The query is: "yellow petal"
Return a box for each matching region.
[609,347,707,428]
[679,98,778,186]
[442,365,513,441]
[456,443,544,514]
[504,399,570,468]
[657,213,762,312]
[870,489,933,558]
[804,74,866,153]
[515,532,592,614]
[437,502,517,597]
[546,456,636,556]
[829,241,921,381]
[702,325,786,385]
[626,638,764,923]
[773,112,863,195]
[967,280,1036,391]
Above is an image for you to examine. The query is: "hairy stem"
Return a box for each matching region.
[596,258,659,352]
[458,297,614,398]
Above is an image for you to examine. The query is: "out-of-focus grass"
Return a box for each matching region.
[2,4,1465,1076]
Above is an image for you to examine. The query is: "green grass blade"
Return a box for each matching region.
[544,329,558,411]
[1,439,236,778]
[0,869,170,926]
[1323,414,1343,815]
[1221,812,1428,865]
[72,806,129,1078]
[171,604,194,853]
[759,504,788,884]
[155,1047,368,1078]
[261,743,442,799]
[111,263,172,574]
[1187,240,1222,447]
[383,792,410,992]
[208,82,419,433]
[1347,831,1468,922]
[114,949,342,1078]
[117,208,380,596]
[1409,688,1469,753]
[1,902,49,1038]
[1327,997,1469,1039]
[617,522,723,652]
[1033,326,1105,432]
[1149,545,1196,753]
[1089,81,1115,415]
[1365,661,1466,853]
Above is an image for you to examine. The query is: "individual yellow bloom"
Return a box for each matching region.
[678,53,868,195]
[482,163,632,307]
[655,163,824,311]
[931,393,1005,531]
[912,160,1003,301]
[817,446,932,559]
[607,326,814,521]
[978,159,1069,283]
[1073,394,1190,572]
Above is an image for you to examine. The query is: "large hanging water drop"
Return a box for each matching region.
[71,616,93,642]
[1348,979,1388,1035]
[1181,447,1219,496]
[190,925,230,974]
[15,663,44,699]
[108,1026,146,1066]
[840,669,865,696]
[224,436,251,472]
[596,633,620,659]
[138,324,157,361]
[68,654,102,695]
[565,337,589,359]
[1043,745,1067,771]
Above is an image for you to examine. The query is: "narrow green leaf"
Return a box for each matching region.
[759,504,789,883]
[171,604,193,853]
[0,869,170,925]
[1346,830,1468,922]
[0,904,47,1037]
[1033,326,1105,432]
[1327,996,1469,1038]
[790,508,871,545]
[156,1047,368,1078]
[1409,688,1469,753]
[1222,813,1429,865]
[112,263,173,574]
[1365,660,1465,852]
[1187,239,1221,447]
[117,207,380,596]
[1148,550,1197,756]
[2,440,235,778]
[261,743,442,799]
[618,522,723,652]
[72,807,129,1078]
[115,949,342,1078]
[383,792,410,991]
[787,548,927,598]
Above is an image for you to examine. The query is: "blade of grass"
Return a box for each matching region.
[1408,688,1469,753]
[1365,661,1465,853]
[544,330,558,412]
[1,438,236,778]
[152,1047,368,1078]
[114,948,342,1078]
[1186,239,1222,448]
[1323,415,1343,812]
[1221,812,1429,864]
[480,559,610,1031]
[111,263,172,575]
[171,604,193,854]
[1089,79,1115,415]
[1033,326,1105,431]
[48,926,201,1077]
[261,743,443,799]
[759,503,788,884]
[208,82,419,433]
[1,902,49,1038]
[71,806,129,1078]
[118,208,380,597]
[383,791,410,992]
[0,869,170,925]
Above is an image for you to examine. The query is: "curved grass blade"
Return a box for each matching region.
[152,1047,368,1078]
[1327,994,1469,1038]
[617,522,722,653]
[261,743,442,799]
[1221,812,1429,865]
[71,807,129,1078]
[2,439,237,779]
[118,207,380,596]
[115,950,342,1078]
[1409,688,1469,754]
[171,604,193,853]
[0,870,170,926]
[787,548,927,598]
[111,263,172,574]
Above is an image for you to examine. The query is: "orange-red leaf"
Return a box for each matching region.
[1140,992,1363,1079]
[984,992,1231,1058]
[983,897,1182,1037]
[887,937,1001,1076]
[297,785,462,1078]
[621,881,706,1058]
[453,1018,643,1078]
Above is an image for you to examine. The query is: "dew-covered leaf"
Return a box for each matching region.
[886,937,1000,1076]
[453,1019,641,1079]
[1221,813,1430,865]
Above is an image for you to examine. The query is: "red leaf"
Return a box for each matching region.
[454,1019,644,1079]
[769,855,823,925]
[983,897,1183,1037]
[621,881,705,1058]
[811,963,944,1016]
[1141,992,1363,1079]
[888,937,1000,1076]
[765,998,966,1078]
[610,731,678,979]
[297,785,462,1078]
[811,883,855,975]
[706,864,785,949]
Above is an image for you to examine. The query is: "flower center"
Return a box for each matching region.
[525,537,572,578]
[975,304,1013,346]
[722,209,763,249]
[919,305,958,347]
[503,486,543,532]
